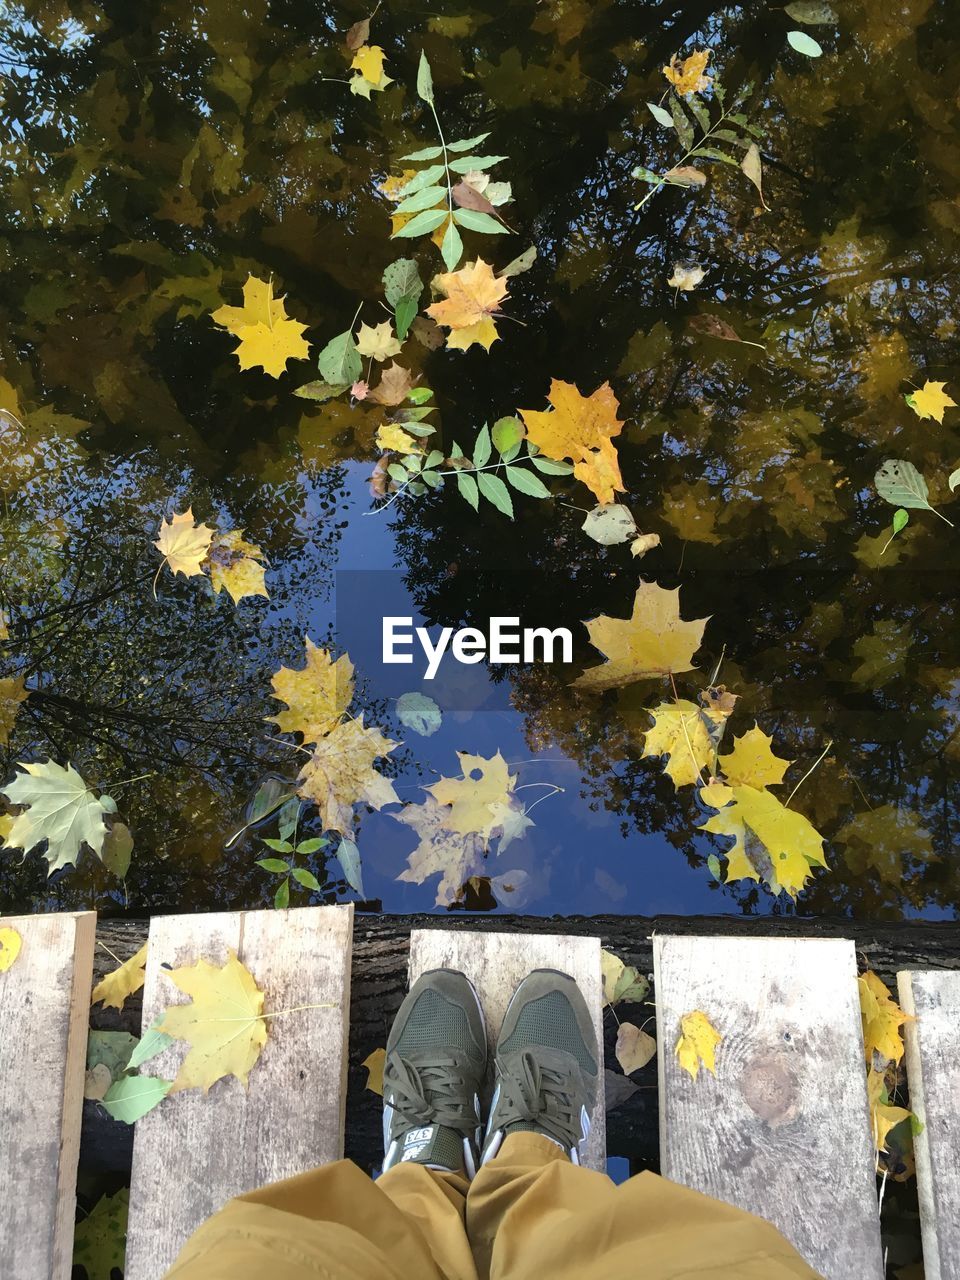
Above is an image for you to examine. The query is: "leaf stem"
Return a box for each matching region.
[634,102,735,212]
[427,98,454,219]
[785,739,833,808]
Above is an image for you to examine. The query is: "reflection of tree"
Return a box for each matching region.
[0,417,350,913]
[0,0,958,918]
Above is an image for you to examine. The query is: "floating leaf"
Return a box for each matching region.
[497,246,537,278]
[787,29,823,55]
[396,691,442,736]
[646,102,675,128]
[1,760,114,873]
[905,380,956,424]
[667,261,705,291]
[875,459,953,525]
[296,717,400,835]
[154,509,214,580]
[519,379,624,505]
[363,1046,386,1094]
[355,321,402,362]
[269,640,354,745]
[72,1188,128,1280]
[426,258,508,352]
[784,1,837,22]
[582,503,637,546]
[336,836,365,896]
[740,143,768,209]
[416,50,434,103]
[574,581,709,691]
[662,49,711,96]
[317,328,363,386]
[91,943,148,1010]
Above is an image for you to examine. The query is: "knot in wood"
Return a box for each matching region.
[740,1050,799,1128]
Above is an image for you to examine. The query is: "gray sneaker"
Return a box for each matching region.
[382,968,487,1176]
[482,969,598,1166]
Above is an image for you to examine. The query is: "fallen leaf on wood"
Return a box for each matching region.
[0,925,21,972]
[675,1009,722,1080]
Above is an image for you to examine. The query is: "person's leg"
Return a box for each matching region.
[164,968,487,1280]
[467,969,821,1280]
[164,1159,469,1280]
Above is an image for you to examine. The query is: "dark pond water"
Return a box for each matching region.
[1,0,958,925]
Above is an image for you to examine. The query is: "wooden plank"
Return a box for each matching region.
[898,970,960,1280]
[408,929,605,1169]
[125,905,353,1280]
[655,935,883,1280]
[0,910,96,1280]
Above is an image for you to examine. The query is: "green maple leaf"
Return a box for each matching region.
[1,760,114,872]
[73,1188,128,1280]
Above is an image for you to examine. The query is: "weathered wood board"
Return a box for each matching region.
[408,928,606,1169]
[654,934,883,1280]
[898,969,960,1280]
[125,905,354,1280]
[0,910,96,1280]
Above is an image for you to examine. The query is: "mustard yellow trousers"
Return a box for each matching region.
[166,1132,821,1280]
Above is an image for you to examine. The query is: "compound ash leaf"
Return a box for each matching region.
[0,675,28,746]
[1,759,115,873]
[718,725,791,789]
[395,795,487,906]
[642,700,714,788]
[573,581,709,691]
[700,784,827,899]
[662,49,711,95]
[206,529,269,603]
[519,379,625,504]
[154,508,214,579]
[426,750,517,845]
[425,258,509,352]
[296,716,400,834]
[355,321,403,362]
[268,639,354,745]
[859,970,912,1068]
[905,380,956,424]
[91,943,148,1010]
[157,950,267,1092]
[676,1010,721,1080]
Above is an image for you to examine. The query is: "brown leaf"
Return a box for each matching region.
[604,1068,640,1111]
[689,314,741,342]
[615,1022,658,1074]
[351,379,369,401]
[368,361,414,406]
[664,165,707,188]
[411,315,444,350]
[345,18,370,51]
[452,181,497,214]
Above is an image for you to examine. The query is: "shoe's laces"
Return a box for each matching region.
[383,1050,476,1135]
[498,1049,581,1149]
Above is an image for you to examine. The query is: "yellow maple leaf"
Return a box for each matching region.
[395,796,486,906]
[859,971,912,1067]
[700,784,827,898]
[154,508,214,579]
[519,379,625,504]
[865,1068,913,1153]
[234,320,310,377]
[351,44,386,84]
[642,700,714,788]
[426,259,509,353]
[0,675,28,746]
[355,321,402,362]
[906,379,956,424]
[376,422,420,453]
[91,943,148,1010]
[210,275,285,331]
[663,49,711,95]
[296,716,400,834]
[718,725,791,789]
[157,950,267,1093]
[269,639,354,745]
[211,275,310,377]
[427,750,517,845]
[675,1009,721,1080]
[362,1046,386,1095]
[573,581,709,692]
[0,926,22,972]
[206,529,268,604]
